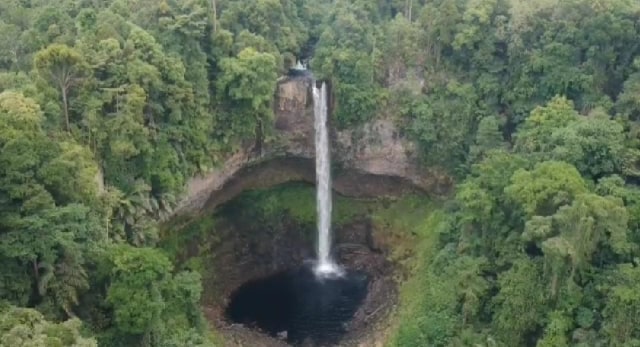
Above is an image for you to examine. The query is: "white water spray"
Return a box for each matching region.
[313,81,342,278]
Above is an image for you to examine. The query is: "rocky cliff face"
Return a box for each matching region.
[175,75,451,215]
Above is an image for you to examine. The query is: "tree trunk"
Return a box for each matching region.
[33,260,39,281]
[61,86,70,132]
[371,37,376,84]
[211,0,218,33]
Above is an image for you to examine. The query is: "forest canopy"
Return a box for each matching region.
[2,0,640,346]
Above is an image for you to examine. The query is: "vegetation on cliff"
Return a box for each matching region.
[3,0,640,346]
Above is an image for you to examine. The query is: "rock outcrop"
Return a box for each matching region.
[175,75,451,215]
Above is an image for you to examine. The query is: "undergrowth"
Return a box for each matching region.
[220,182,379,227]
[372,197,452,346]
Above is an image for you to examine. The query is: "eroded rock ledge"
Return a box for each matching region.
[175,75,452,216]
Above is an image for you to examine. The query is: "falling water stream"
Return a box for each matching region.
[313,82,342,277]
[225,80,371,345]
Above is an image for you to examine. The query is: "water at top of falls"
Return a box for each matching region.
[313,81,343,279]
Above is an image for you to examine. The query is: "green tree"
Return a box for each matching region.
[34,44,87,132]
[515,97,625,178]
[603,264,640,345]
[549,111,625,178]
[311,0,383,127]
[536,311,572,347]
[505,161,587,217]
[219,0,308,58]
[0,21,21,70]
[0,306,97,347]
[0,91,103,316]
[469,115,506,162]
[514,96,580,159]
[408,80,482,170]
[103,245,209,346]
[106,246,171,335]
[492,259,547,345]
[526,193,630,295]
[380,14,421,86]
[216,47,277,142]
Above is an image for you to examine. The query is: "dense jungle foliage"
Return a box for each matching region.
[3,0,640,346]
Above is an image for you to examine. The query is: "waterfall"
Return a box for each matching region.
[312,81,342,277]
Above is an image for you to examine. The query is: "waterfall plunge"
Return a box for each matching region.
[313,82,342,278]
